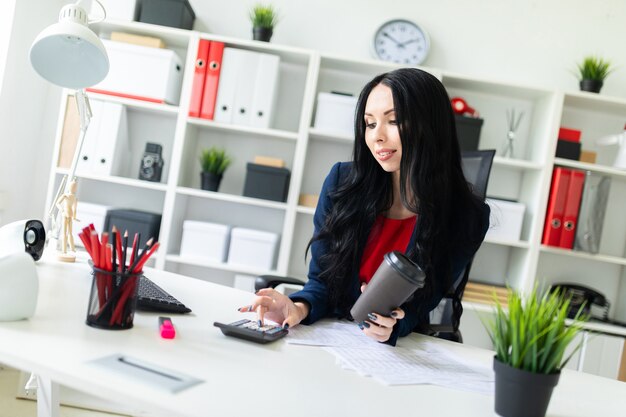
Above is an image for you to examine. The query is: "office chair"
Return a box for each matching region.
[255,149,496,343]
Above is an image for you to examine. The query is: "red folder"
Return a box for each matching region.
[559,169,585,249]
[189,39,211,117]
[200,41,225,120]
[542,167,571,247]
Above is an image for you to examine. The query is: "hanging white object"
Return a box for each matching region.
[0,252,39,321]
[596,125,626,170]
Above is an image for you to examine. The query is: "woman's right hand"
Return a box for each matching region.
[238,288,309,329]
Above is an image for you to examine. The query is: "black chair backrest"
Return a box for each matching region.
[438,149,495,341]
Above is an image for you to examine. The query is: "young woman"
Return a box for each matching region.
[239,68,490,345]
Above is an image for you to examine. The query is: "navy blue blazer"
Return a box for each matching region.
[290,162,490,345]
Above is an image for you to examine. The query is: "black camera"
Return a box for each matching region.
[139,143,164,182]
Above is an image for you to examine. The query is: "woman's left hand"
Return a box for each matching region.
[359,309,405,342]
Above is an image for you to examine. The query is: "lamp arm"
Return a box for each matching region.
[78,0,107,24]
[67,89,92,184]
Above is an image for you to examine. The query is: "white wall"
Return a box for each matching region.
[0,0,63,225]
[1,0,625,224]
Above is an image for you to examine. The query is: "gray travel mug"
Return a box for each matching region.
[350,251,426,323]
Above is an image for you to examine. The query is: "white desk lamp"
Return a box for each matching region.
[29,0,109,261]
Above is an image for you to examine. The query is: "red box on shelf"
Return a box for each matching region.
[558,127,581,143]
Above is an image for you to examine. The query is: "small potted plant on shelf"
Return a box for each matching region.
[249,3,278,42]
[485,285,588,417]
[200,147,231,192]
[576,56,613,94]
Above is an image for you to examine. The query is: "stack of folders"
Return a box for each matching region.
[542,167,586,250]
[463,282,510,307]
[189,41,281,129]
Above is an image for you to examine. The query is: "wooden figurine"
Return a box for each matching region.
[55,180,78,262]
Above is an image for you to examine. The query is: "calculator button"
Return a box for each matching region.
[230,319,250,327]
[266,327,283,334]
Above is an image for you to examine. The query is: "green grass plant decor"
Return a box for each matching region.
[249,4,279,29]
[576,56,613,81]
[200,147,231,176]
[486,285,588,375]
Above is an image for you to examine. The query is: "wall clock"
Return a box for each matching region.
[372,19,430,65]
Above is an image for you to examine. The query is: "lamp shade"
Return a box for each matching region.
[29,3,109,90]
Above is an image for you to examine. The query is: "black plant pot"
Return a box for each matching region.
[493,358,560,417]
[579,79,603,93]
[201,172,222,192]
[253,27,273,42]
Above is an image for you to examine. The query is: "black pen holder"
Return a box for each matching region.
[86,267,141,330]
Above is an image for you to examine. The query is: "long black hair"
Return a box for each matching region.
[309,68,486,317]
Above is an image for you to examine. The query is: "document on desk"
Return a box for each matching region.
[287,320,493,394]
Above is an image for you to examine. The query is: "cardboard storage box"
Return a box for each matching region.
[91,0,140,21]
[180,220,230,262]
[74,202,111,247]
[486,198,525,242]
[139,0,196,30]
[314,92,358,135]
[88,40,183,105]
[455,114,483,152]
[243,163,290,202]
[227,227,279,270]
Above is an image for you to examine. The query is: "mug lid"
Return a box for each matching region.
[384,251,426,287]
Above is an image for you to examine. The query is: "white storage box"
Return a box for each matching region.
[91,0,139,21]
[486,198,526,242]
[227,227,279,270]
[74,202,111,247]
[180,220,231,262]
[89,40,183,105]
[313,92,358,135]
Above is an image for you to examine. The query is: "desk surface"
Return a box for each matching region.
[0,257,625,417]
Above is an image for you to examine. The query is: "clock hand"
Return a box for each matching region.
[398,38,420,47]
[382,32,403,47]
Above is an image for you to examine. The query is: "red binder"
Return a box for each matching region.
[559,169,585,249]
[189,39,211,117]
[542,167,571,247]
[200,41,225,120]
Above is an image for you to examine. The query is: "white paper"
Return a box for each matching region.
[287,320,381,348]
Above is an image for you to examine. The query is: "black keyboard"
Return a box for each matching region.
[137,275,192,314]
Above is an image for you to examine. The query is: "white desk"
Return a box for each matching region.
[0,257,625,417]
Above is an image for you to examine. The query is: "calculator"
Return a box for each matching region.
[214,319,288,344]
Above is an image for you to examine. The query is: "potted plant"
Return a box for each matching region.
[576,56,613,93]
[200,147,231,192]
[249,3,278,42]
[485,286,588,417]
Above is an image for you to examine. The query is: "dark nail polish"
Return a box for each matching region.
[283,323,290,330]
[237,307,242,312]
[358,322,364,330]
[391,311,398,318]
[367,313,377,321]
[257,320,262,327]
[363,321,371,328]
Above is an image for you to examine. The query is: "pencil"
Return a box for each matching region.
[122,230,129,273]
[129,237,153,273]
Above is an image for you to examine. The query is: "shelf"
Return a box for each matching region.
[188,117,298,141]
[492,156,543,171]
[176,186,288,210]
[165,254,277,276]
[563,91,626,115]
[83,91,179,115]
[91,18,192,49]
[553,158,626,181]
[55,169,168,192]
[483,237,530,249]
[441,71,554,100]
[296,205,316,215]
[462,300,498,314]
[308,128,353,143]
[540,245,626,266]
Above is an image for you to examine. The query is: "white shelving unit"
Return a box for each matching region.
[45,19,626,337]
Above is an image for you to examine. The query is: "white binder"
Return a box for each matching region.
[250,53,280,129]
[214,48,243,124]
[231,50,260,126]
[75,99,103,175]
[91,102,129,177]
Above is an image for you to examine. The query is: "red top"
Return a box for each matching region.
[359,214,417,284]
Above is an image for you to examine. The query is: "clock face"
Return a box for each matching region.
[373,19,430,65]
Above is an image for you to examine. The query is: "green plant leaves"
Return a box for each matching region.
[577,56,613,81]
[485,285,588,374]
[200,147,232,175]
[249,4,278,28]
